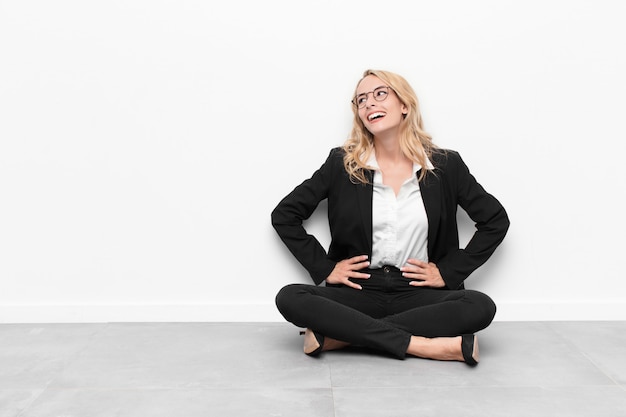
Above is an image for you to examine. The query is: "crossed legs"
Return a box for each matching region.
[275,282,496,361]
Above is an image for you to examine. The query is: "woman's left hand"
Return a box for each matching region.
[400,259,445,288]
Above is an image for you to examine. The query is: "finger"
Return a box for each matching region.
[401,271,427,279]
[399,266,416,275]
[340,264,369,275]
[401,264,425,274]
[349,271,371,280]
[353,260,371,270]
[342,279,363,290]
[349,254,369,264]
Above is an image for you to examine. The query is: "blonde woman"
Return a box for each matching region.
[272,69,509,364]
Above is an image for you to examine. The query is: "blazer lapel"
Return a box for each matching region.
[419,169,442,249]
[356,170,374,254]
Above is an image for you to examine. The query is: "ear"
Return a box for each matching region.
[401,104,408,115]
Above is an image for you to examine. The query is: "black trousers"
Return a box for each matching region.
[275,266,497,359]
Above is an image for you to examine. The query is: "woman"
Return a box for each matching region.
[272,69,509,364]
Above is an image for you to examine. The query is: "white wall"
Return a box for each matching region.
[1,0,625,323]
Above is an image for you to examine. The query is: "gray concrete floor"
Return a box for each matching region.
[1,321,625,417]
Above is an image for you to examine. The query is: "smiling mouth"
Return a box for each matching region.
[368,112,386,121]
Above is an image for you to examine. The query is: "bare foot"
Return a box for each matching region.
[322,336,350,352]
[406,335,468,362]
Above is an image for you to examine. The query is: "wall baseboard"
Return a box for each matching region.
[1,301,625,323]
[494,300,626,321]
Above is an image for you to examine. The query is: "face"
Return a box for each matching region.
[355,75,408,138]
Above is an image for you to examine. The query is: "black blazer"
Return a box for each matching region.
[271,147,509,289]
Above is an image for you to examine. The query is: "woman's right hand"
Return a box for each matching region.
[325,255,371,290]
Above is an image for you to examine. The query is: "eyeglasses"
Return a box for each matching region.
[352,86,392,108]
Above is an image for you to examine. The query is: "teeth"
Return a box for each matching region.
[368,112,385,121]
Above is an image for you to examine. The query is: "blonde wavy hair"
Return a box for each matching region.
[343,69,438,184]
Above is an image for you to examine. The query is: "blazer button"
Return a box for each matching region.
[383,266,390,273]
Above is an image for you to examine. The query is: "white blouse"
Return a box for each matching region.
[367,154,433,269]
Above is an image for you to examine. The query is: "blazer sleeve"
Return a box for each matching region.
[435,151,510,289]
[271,148,340,285]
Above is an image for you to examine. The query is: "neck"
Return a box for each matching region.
[373,137,404,163]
